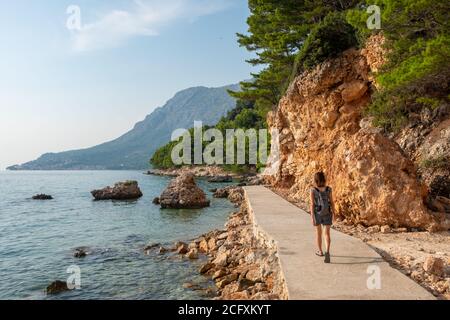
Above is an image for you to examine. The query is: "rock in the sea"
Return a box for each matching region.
[176,242,189,255]
[208,175,233,183]
[159,173,210,209]
[152,197,160,205]
[46,280,69,295]
[91,181,143,201]
[143,243,161,253]
[158,247,168,254]
[213,187,230,198]
[32,194,53,200]
[186,248,199,260]
[213,186,244,204]
[74,248,87,258]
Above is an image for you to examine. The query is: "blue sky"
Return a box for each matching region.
[0,0,256,169]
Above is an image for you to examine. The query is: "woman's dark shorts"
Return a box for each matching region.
[314,214,332,226]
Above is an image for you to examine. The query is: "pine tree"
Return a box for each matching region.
[231,0,360,114]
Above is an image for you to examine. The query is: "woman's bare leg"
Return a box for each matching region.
[324,225,331,253]
[316,225,323,254]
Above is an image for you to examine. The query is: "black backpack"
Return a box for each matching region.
[313,187,331,217]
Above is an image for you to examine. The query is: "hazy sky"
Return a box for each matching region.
[0,0,256,170]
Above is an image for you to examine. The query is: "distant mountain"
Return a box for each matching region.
[8,84,239,170]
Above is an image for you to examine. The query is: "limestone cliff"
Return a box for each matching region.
[265,35,449,231]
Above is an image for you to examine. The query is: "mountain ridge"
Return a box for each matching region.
[8,84,239,170]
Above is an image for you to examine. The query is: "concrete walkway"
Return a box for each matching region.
[244,186,435,300]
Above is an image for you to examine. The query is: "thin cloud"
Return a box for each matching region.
[71,0,230,52]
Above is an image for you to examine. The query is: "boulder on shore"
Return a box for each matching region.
[32,194,53,200]
[91,181,143,201]
[159,173,210,209]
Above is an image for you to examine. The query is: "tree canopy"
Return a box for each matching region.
[230,0,360,115]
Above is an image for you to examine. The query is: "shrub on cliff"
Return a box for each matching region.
[294,13,358,72]
[230,0,361,117]
[347,0,450,131]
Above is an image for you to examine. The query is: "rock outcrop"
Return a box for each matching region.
[213,186,245,206]
[46,280,69,295]
[32,194,53,200]
[73,247,90,258]
[91,181,143,201]
[159,173,210,209]
[264,35,448,231]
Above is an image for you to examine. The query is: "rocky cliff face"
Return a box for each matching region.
[265,35,449,231]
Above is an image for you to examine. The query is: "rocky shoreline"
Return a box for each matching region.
[170,186,287,300]
[146,166,239,178]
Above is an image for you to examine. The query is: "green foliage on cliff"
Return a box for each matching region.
[347,0,450,131]
[293,12,358,71]
[230,0,360,114]
[150,140,179,169]
[421,154,450,170]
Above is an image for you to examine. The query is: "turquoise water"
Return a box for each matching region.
[0,171,234,300]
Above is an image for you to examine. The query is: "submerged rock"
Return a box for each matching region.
[46,280,69,295]
[143,243,161,252]
[176,242,189,255]
[91,181,143,201]
[208,175,233,183]
[32,194,53,200]
[74,247,88,258]
[159,173,210,209]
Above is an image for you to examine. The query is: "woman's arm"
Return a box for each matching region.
[310,190,316,226]
[329,188,336,220]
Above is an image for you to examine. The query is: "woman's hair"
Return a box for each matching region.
[314,172,326,188]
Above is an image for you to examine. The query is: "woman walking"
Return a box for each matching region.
[310,172,335,263]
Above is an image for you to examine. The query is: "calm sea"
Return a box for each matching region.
[0,170,234,300]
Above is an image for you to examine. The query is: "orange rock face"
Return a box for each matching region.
[265,36,447,231]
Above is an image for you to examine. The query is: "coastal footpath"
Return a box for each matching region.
[244,186,435,300]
